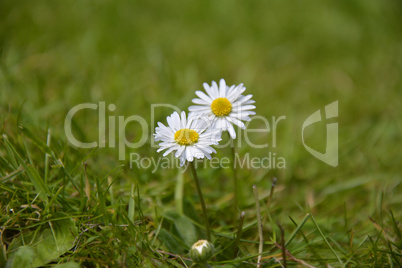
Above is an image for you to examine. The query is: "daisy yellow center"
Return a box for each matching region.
[211,97,232,117]
[174,128,199,145]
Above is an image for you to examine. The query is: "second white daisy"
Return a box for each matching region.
[189,79,256,139]
[154,111,222,166]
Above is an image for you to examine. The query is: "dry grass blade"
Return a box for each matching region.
[274,242,317,268]
[253,185,263,268]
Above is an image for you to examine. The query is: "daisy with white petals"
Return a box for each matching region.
[154,111,222,167]
[189,79,256,139]
[155,111,219,240]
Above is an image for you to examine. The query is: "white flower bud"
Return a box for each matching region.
[190,240,214,263]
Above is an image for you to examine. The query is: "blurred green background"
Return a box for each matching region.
[2,0,401,195]
[1,0,402,265]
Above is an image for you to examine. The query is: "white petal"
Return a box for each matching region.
[204,82,218,99]
[227,123,236,139]
[226,85,236,96]
[175,145,185,158]
[167,115,179,132]
[188,105,210,112]
[227,84,246,102]
[234,111,256,118]
[162,145,178,156]
[192,98,210,105]
[214,118,226,130]
[180,111,187,129]
[232,105,256,111]
[235,94,254,104]
[195,91,213,103]
[186,147,194,162]
[191,117,211,132]
[219,79,227,98]
[228,116,246,129]
[179,155,186,166]
[211,81,219,92]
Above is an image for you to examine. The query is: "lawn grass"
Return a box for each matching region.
[1,0,401,267]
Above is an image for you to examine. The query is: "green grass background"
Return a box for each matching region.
[1,0,401,267]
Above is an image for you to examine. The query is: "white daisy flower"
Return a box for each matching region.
[154,111,222,166]
[188,79,256,139]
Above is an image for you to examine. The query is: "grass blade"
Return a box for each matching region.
[253,185,264,268]
[285,213,310,247]
[310,213,344,266]
[96,177,109,225]
[128,183,135,224]
[19,125,55,158]
[3,136,49,203]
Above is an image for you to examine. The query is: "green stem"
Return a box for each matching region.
[253,185,264,268]
[44,128,51,186]
[189,162,211,241]
[230,136,239,221]
[234,211,245,257]
[175,171,184,214]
